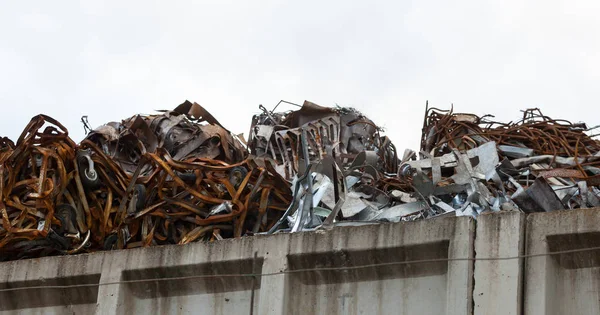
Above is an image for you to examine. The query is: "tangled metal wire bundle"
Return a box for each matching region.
[421,106,600,159]
[0,103,291,261]
[123,151,292,246]
[0,115,88,259]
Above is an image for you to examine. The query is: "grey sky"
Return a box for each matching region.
[1,1,599,151]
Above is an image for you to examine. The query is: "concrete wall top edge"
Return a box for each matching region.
[478,210,525,220]
[0,251,106,282]
[526,207,600,238]
[0,216,474,274]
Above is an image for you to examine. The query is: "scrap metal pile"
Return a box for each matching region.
[0,102,292,261]
[247,100,404,231]
[401,106,600,217]
[1,99,599,261]
[247,102,600,230]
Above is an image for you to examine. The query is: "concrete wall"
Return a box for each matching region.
[473,211,525,315]
[0,217,474,315]
[0,208,599,314]
[472,208,600,315]
[524,209,600,315]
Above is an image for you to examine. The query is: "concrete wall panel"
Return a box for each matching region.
[0,215,476,315]
[0,253,105,315]
[473,211,525,315]
[524,208,600,315]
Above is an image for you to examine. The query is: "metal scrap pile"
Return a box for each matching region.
[249,100,413,232]
[0,102,292,261]
[249,102,600,231]
[1,99,599,261]
[399,106,600,218]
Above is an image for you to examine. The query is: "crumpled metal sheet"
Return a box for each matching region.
[248,100,398,180]
[253,101,413,233]
[85,100,247,175]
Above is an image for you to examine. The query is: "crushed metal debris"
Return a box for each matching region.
[1,100,599,260]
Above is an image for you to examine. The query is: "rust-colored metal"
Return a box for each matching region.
[0,104,292,261]
[534,168,587,179]
[421,107,600,164]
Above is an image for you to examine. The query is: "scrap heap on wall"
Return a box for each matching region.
[1,100,599,260]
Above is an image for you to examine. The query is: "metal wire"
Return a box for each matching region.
[2,244,600,293]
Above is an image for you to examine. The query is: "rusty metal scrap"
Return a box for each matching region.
[85,100,247,175]
[0,115,86,260]
[0,103,290,261]
[406,104,600,219]
[2,98,600,261]
[421,105,600,158]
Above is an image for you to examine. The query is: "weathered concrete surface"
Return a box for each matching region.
[6,208,600,315]
[0,216,474,315]
[284,217,474,315]
[474,211,525,315]
[524,208,600,315]
[0,252,106,315]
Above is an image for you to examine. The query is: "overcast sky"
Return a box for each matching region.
[1,1,599,151]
